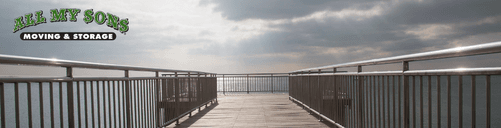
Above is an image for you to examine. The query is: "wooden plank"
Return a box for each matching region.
[165,94,335,127]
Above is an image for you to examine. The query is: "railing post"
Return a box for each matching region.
[301,71,304,106]
[403,61,410,128]
[271,74,274,93]
[155,71,160,128]
[357,65,364,128]
[332,68,337,122]
[471,75,476,128]
[247,74,249,94]
[0,82,5,128]
[205,74,207,105]
[214,74,217,102]
[124,70,131,128]
[223,75,225,95]
[288,73,291,98]
[188,72,192,117]
[308,71,311,114]
[318,69,322,120]
[486,75,491,128]
[65,67,76,128]
[66,66,73,78]
[198,73,201,112]
[174,72,180,125]
[212,74,218,103]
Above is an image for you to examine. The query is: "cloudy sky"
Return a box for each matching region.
[1,0,501,76]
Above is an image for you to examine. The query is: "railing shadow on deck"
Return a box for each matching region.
[167,101,219,128]
[289,98,339,128]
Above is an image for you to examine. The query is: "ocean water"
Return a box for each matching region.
[216,77,289,92]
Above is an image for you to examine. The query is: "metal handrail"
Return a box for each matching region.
[292,67,501,76]
[0,54,213,74]
[291,41,501,73]
[216,73,289,76]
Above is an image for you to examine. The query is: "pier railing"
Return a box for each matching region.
[215,73,289,94]
[289,41,501,128]
[0,54,217,128]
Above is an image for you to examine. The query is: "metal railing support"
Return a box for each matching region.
[247,74,249,94]
[317,69,322,121]
[271,74,274,93]
[188,72,192,117]
[175,72,180,125]
[223,75,225,95]
[155,71,160,128]
[308,71,311,115]
[357,65,364,128]
[66,66,73,78]
[487,75,491,128]
[198,73,201,112]
[0,82,4,128]
[124,70,132,128]
[403,61,410,128]
[65,67,76,127]
[471,75,476,128]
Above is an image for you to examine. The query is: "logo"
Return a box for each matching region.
[13,8,129,41]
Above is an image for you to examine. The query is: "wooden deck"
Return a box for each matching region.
[165,94,335,128]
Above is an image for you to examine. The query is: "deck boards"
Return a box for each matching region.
[165,94,335,128]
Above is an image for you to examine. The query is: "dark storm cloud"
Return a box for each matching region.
[195,0,501,70]
[380,38,429,53]
[454,21,501,38]
[199,0,380,21]
[384,0,501,25]
[194,12,415,56]
[269,17,410,47]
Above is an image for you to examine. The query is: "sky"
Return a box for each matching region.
[1,0,501,76]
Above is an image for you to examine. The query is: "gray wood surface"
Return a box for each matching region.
[165,94,335,128]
